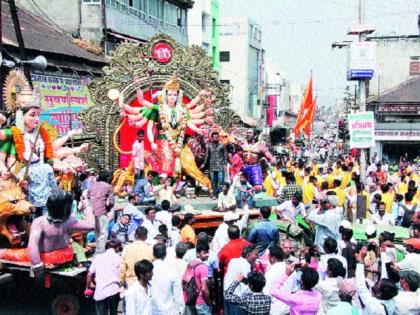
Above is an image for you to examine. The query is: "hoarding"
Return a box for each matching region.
[348,111,375,148]
[347,42,376,80]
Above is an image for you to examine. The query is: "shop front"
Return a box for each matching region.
[373,128,420,162]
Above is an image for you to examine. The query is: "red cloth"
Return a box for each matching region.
[229,153,243,179]
[1,246,74,265]
[218,239,251,276]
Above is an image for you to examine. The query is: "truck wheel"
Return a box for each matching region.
[51,294,80,315]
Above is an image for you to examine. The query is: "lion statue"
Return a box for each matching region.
[0,178,33,248]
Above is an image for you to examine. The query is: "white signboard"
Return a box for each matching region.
[348,112,375,148]
[347,41,376,80]
[374,130,420,141]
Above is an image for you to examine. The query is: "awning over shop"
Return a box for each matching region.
[237,113,258,127]
[107,30,144,44]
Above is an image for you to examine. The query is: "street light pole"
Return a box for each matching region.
[358,0,368,184]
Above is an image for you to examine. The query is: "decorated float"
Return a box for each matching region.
[79,34,241,185]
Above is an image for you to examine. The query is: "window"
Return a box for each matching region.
[220,51,230,62]
[164,2,177,25]
[202,13,206,33]
[212,18,216,38]
[177,8,182,27]
[133,0,146,12]
[220,80,230,85]
[149,0,158,17]
[128,0,134,7]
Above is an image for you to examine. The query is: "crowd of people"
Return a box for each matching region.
[59,129,420,315]
[9,126,414,315]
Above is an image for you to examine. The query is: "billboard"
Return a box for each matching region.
[347,41,376,80]
[31,74,94,136]
[348,111,375,148]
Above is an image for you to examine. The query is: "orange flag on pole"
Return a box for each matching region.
[294,74,313,137]
[304,97,317,136]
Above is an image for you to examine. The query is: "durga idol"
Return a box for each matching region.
[116,75,213,188]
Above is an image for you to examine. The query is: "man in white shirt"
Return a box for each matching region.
[371,202,394,225]
[217,183,237,211]
[212,202,249,254]
[125,259,154,315]
[132,130,145,181]
[154,176,180,208]
[318,237,348,280]
[224,244,258,314]
[155,200,173,230]
[394,270,420,315]
[355,248,398,315]
[123,195,145,241]
[275,194,306,224]
[262,244,289,315]
[142,207,162,242]
[392,238,420,274]
[151,243,184,315]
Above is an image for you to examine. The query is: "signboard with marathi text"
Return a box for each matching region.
[30,74,94,136]
[377,104,420,114]
[348,111,375,148]
[374,130,420,141]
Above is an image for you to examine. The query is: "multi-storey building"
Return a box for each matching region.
[187,0,220,72]
[219,17,265,126]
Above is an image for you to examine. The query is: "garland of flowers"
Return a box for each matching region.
[10,126,53,162]
[39,126,54,161]
[10,127,25,162]
[159,103,187,155]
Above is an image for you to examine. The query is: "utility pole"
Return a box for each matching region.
[9,0,32,86]
[358,0,367,184]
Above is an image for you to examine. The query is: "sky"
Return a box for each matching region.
[220,0,420,108]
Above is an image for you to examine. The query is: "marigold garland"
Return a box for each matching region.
[10,126,25,162]
[10,126,54,162]
[39,126,54,160]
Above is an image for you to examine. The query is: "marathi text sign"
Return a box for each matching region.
[30,74,94,136]
[377,104,420,114]
[348,112,375,148]
[374,130,420,141]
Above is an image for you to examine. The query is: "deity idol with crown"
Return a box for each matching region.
[117,75,214,186]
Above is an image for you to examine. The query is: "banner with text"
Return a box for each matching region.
[30,74,94,136]
[348,112,375,148]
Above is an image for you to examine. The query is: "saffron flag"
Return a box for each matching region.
[294,74,314,137]
[303,98,317,136]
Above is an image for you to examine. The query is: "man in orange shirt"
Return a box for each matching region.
[180,213,196,244]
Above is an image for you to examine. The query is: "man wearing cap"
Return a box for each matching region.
[326,279,359,315]
[212,199,249,254]
[391,238,420,274]
[394,270,420,315]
